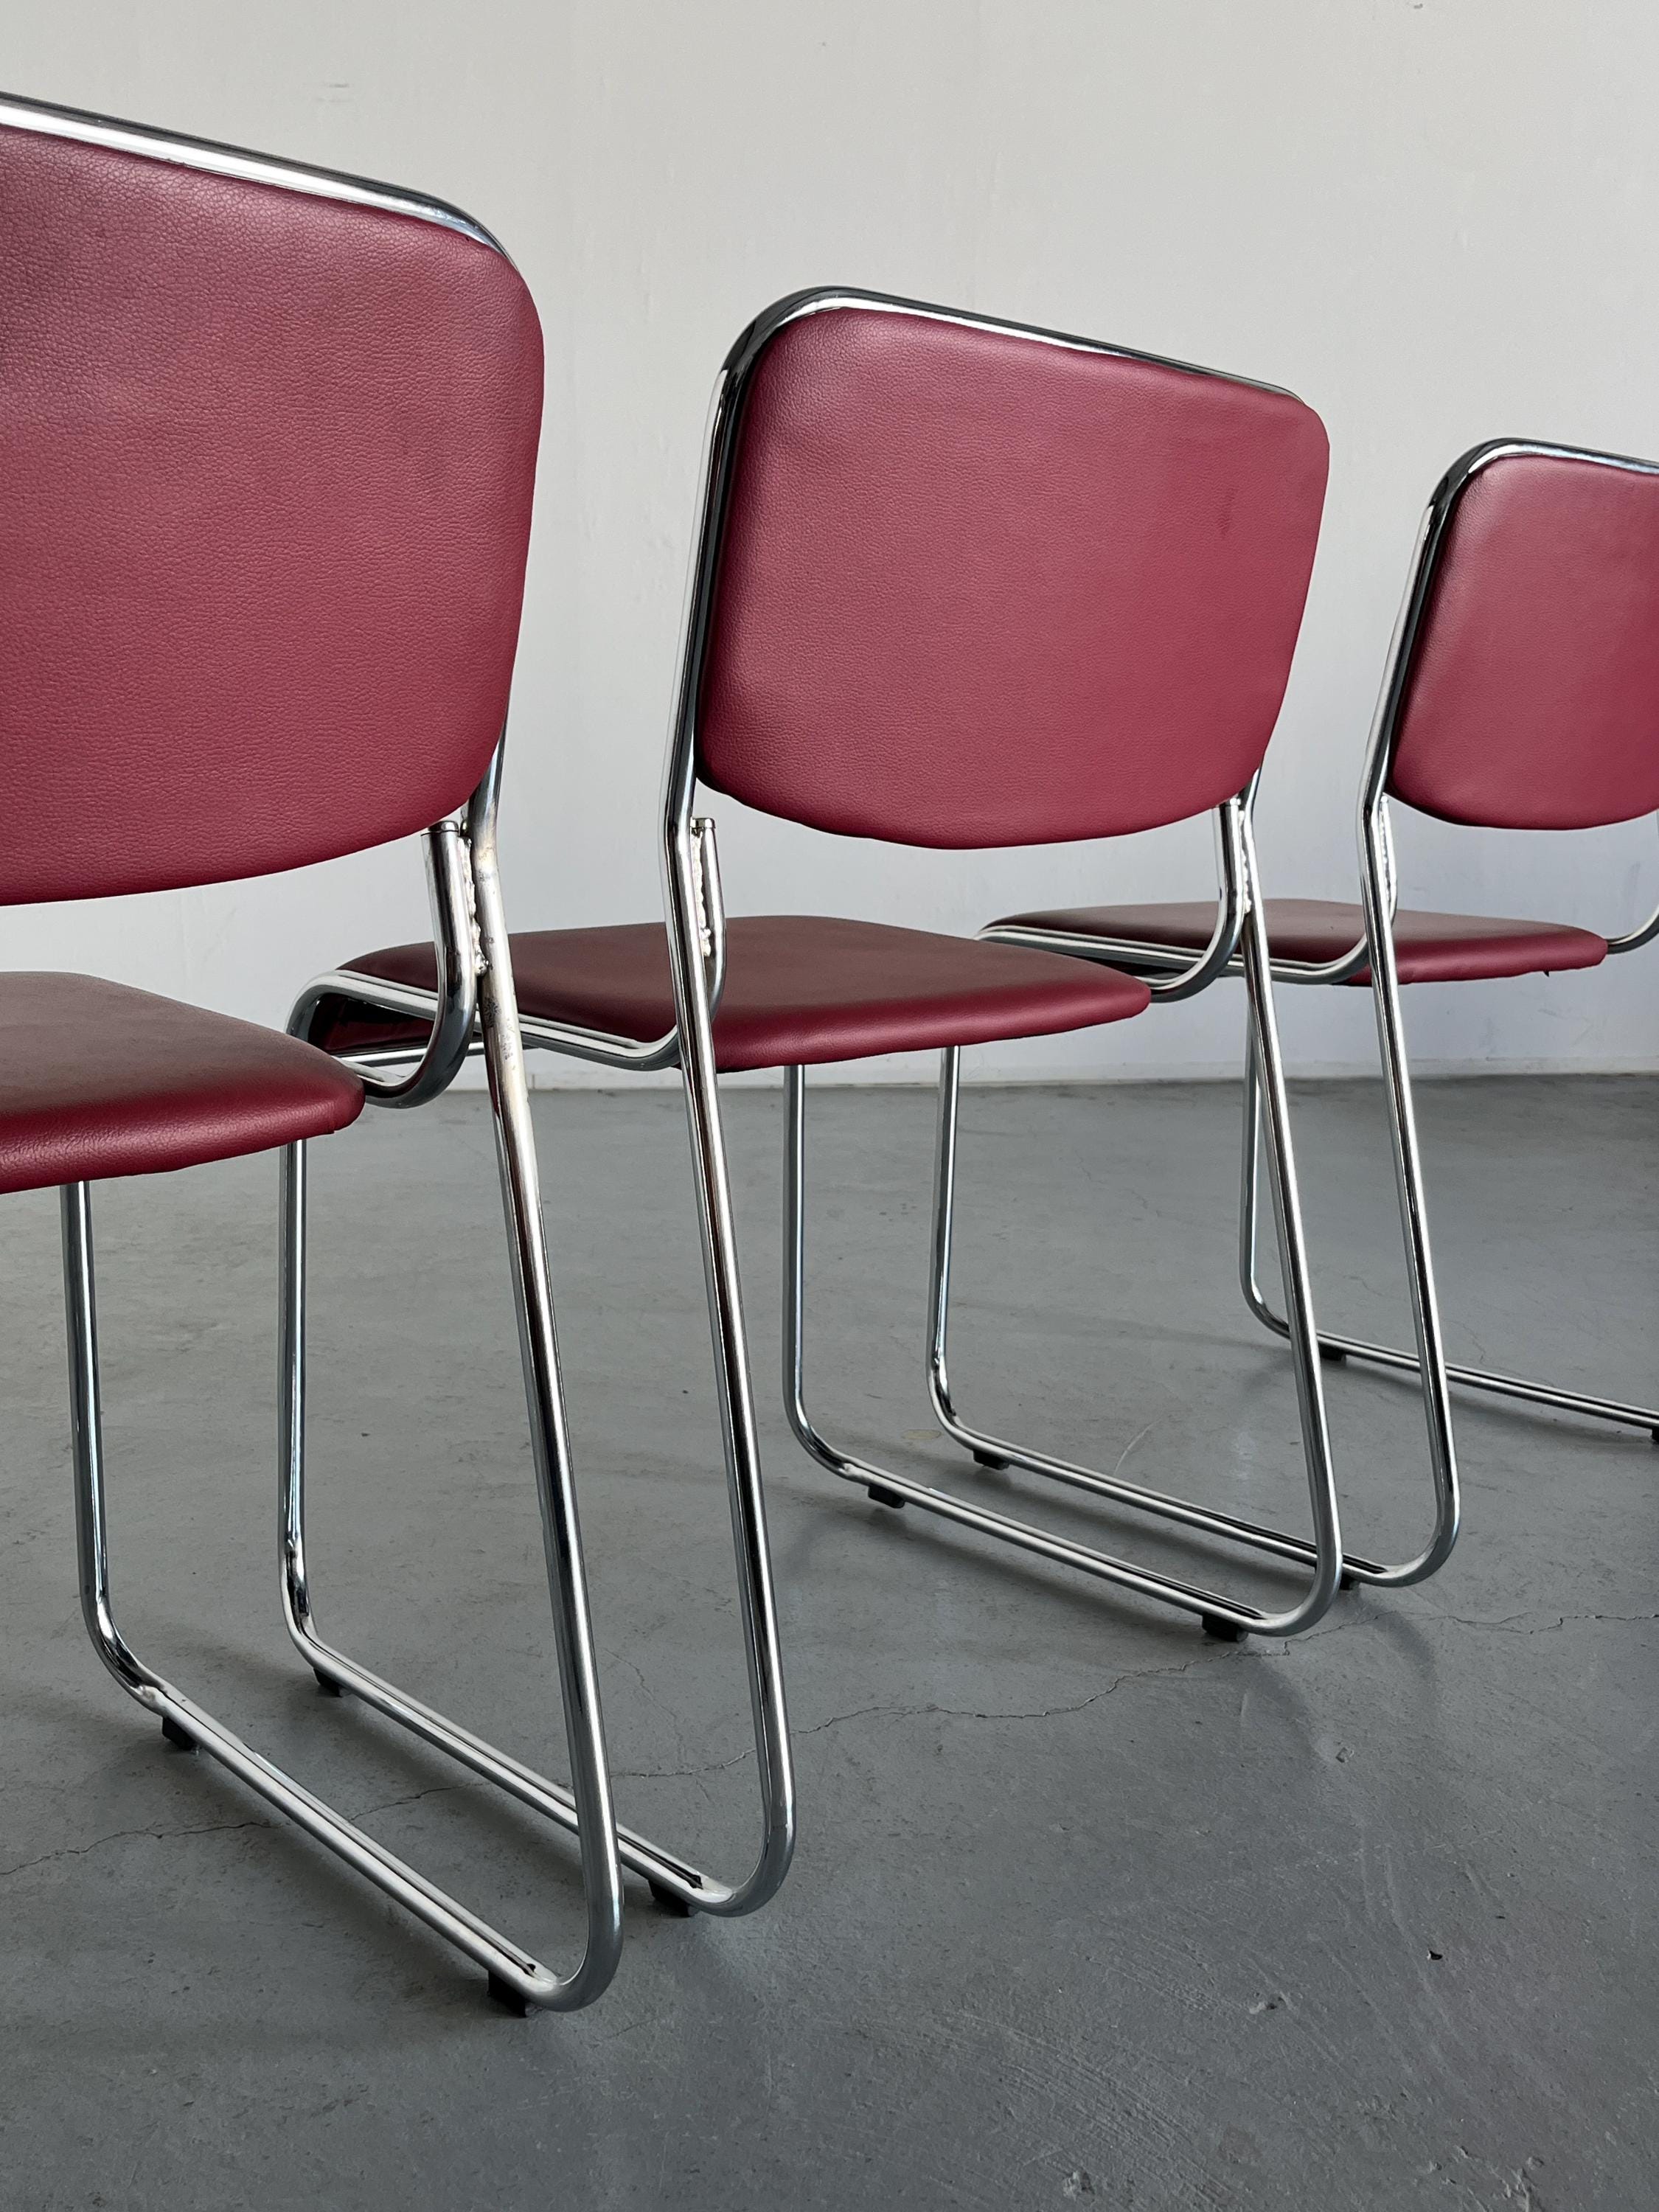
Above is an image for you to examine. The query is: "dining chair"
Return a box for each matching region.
[0,89,625,2012]
[981,437,1659,1581]
[299,289,1359,1644]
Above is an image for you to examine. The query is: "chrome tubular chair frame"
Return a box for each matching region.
[288,759,793,1924]
[70,766,623,2013]
[797,793,1346,1641]
[1232,451,1659,1443]
[288,369,798,1921]
[975,500,1464,1591]
[280,749,632,2006]
[971,437,1659,1622]
[290,323,845,1920]
[329,294,1344,1641]
[685,299,1342,1641]
[6,88,626,2012]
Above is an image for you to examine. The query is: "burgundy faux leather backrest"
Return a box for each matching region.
[695,301,1329,846]
[1388,450,1659,830]
[0,108,543,902]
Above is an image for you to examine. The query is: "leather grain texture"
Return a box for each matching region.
[1389,453,1659,830]
[0,122,543,901]
[997,897,1610,987]
[323,914,1152,1071]
[697,307,1329,846]
[0,973,363,1192]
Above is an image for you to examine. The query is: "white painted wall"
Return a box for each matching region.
[6,1,1658,1083]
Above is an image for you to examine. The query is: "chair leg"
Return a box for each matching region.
[1239,1037,1659,1449]
[1239,864,1646,1459]
[280,818,796,1923]
[62,1178,619,2013]
[784,852,1346,1640]
[1237,1013,1459,1586]
[655,850,798,1913]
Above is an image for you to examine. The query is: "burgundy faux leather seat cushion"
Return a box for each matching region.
[0,975,364,1194]
[320,916,1152,1073]
[992,898,1609,987]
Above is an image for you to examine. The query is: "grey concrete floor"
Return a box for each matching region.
[0,1074,1654,2211]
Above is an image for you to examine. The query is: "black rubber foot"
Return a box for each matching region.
[649,1879,696,1918]
[972,1450,1011,1470]
[487,1972,530,2016]
[867,1483,907,1509]
[313,1668,344,1697]
[160,1714,195,1750]
[1318,1345,1348,1366]
[1201,1615,1246,1642]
